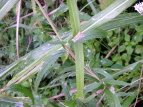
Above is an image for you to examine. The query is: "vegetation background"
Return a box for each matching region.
[0,0,143,107]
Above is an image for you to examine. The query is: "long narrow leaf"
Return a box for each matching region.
[81,0,137,32]
[0,0,19,20]
[100,13,143,31]
[7,84,34,104]
[34,51,63,92]
[104,88,121,107]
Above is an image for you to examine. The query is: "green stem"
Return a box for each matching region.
[75,43,84,98]
[67,0,84,98]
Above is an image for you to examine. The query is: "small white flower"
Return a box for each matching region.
[134,2,143,15]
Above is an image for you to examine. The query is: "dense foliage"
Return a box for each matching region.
[0,0,143,107]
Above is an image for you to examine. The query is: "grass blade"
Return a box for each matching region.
[100,13,143,31]
[81,0,137,32]
[0,0,19,20]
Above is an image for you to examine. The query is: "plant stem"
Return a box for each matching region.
[67,0,84,98]
[16,0,22,59]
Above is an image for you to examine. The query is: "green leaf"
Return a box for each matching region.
[104,88,121,107]
[126,45,134,55]
[93,68,113,79]
[6,84,34,104]
[118,45,126,53]
[121,53,128,60]
[100,13,143,31]
[100,58,113,66]
[0,0,19,20]
[99,0,115,10]
[81,94,97,103]
[79,12,91,21]
[81,0,137,32]
[74,29,107,43]
[105,80,130,86]
[117,92,134,97]
[45,0,52,7]
[0,98,23,107]
[122,92,137,107]
[135,25,143,32]
[48,41,67,44]
[50,3,68,20]
[135,45,143,54]
[65,100,76,107]
[111,64,124,69]
[84,82,102,94]
[40,72,75,90]
[133,34,143,43]
[0,0,9,8]
[76,99,84,107]
[61,79,70,100]
[34,51,63,92]
[111,60,143,78]
[8,23,32,30]
[1,42,64,90]
[125,34,130,42]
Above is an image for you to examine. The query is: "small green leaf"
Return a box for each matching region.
[125,34,130,42]
[135,45,143,54]
[7,84,34,104]
[84,82,102,94]
[79,12,91,21]
[65,100,76,107]
[100,58,113,66]
[126,46,133,55]
[81,94,97,103]
[118,45,126,53]
[132,34,142,43]
[135,25,143,32]
[94,68,113,79]
[121,53,128,60]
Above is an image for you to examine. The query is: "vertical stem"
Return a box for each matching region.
[16,0,22,59]
[67,0,84,98]
[75,43,84,98]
